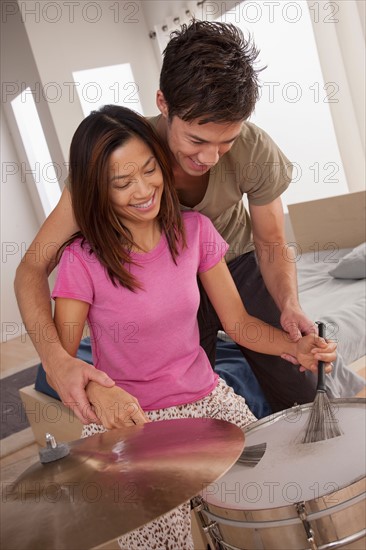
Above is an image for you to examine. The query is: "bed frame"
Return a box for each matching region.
[287,190,365,252]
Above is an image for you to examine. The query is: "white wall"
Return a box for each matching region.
[309,0,365,192]
[1,0,65,342]
[1,107,40,342]
[1,0,161,341]
[142,0,240,61]
[1,0,66,224]
[218,1,350,209]
[1,0,364,340]
[18,0,160,160]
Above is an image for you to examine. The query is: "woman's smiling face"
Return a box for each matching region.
[108,136,164,230]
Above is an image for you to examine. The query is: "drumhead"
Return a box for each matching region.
[203,399,365,510]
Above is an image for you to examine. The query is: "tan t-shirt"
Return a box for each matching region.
[66,117,292,261]
[150,116,292,261]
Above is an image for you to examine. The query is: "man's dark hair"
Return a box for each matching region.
[160,19,263,124]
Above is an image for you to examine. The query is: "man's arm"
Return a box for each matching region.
[249,197,315,341]
[54,296,148,427]
[14,188,114,423]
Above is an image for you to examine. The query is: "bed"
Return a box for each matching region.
[288,191,366,397]
[216,191,366,410]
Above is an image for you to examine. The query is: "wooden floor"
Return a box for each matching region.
[0,334,40,379]
[0,335,40,457]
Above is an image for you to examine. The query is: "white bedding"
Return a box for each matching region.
[296,248,365,397]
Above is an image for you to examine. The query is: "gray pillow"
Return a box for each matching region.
[329,242,366,279]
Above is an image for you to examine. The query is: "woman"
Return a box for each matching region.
[52,105,336,549]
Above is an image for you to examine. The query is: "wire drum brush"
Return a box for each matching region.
[302,322,342,444]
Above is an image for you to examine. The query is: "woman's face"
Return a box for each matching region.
[108,136,164,229]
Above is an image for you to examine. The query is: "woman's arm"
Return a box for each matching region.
[198,261,336,372]
[54,297,90,357]
[85,382,150,428]
[54,297,149,427]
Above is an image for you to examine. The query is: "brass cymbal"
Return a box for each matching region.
[1,418,244,550]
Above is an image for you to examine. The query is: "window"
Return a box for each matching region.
[11,88,61,217]
[73,64,143,117]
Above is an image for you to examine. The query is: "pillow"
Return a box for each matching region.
[329,242,366,279]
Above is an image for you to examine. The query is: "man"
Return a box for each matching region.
[15,20,316,424]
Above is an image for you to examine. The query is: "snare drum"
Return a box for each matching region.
[195,399,365,550]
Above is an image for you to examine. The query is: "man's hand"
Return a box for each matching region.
[280,305,316,341]
[86,382,150,428]
[46,356,115,424]
[280,306,317,364]
[294,333,337,373]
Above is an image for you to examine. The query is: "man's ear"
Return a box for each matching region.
[156,90,169,118]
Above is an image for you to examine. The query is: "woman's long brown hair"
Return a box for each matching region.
[58,105,185,291]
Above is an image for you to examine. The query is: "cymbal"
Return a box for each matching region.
[1,418,244,550]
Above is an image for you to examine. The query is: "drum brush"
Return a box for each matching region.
[237,442,267,467]
[302,322,342,444]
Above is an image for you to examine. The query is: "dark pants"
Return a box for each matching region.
[198,251,317,412]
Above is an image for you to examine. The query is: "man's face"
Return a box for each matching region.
[165,116,243,176]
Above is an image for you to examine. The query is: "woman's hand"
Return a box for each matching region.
[86,381,150,428]
[294,334,337,373]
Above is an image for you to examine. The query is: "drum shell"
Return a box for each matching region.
[204,477,365,549]
[199,399,366,550]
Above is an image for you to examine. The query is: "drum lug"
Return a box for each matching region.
[192,501,204,513]
[191,495,205,512]
[192,496,217,534]
[296,502,318,550]
[202,521,218,533]
[191,498,217,531]
[191,496,222,549]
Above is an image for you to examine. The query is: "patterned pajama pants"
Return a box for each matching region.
[82,379,257,550]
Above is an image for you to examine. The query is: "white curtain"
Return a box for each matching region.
[308,0,365,191]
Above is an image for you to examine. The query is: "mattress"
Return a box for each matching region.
[296,247,365,397]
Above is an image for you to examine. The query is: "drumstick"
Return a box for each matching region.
[302,322,342,444]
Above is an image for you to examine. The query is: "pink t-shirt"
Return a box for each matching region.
[52,211,228,410]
